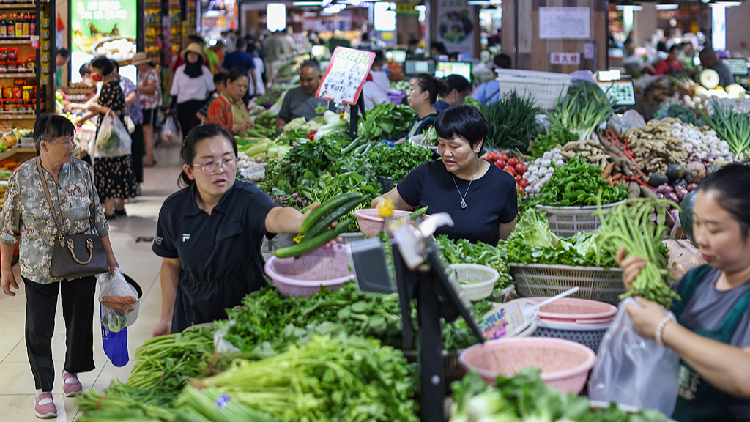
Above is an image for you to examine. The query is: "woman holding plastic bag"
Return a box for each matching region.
[608,165,750,421]
[0,115,120,419]
[77,56,136,220]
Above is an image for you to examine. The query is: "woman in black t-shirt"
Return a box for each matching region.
[373,105,518,244]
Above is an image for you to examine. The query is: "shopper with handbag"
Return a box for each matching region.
[76,56,137,220]
[0,114,119,419]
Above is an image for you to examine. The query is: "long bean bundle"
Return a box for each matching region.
[596,198,680,308]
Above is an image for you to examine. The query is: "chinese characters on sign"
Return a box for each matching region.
[317,47,376,105]
[550,53,580,65]
[80,1,128,20]
[539,7,590,39]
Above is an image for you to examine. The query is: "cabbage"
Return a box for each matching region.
[508,209,561,248]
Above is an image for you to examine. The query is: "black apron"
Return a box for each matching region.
[671,265,750,422]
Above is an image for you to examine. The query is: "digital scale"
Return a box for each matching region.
[723,59,749,76]
[348,212,484,422]
[596,69,636,107]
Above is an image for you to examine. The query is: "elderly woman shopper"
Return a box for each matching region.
[76,56,136,219]
[205,67,254,135]
[0,114,119,419]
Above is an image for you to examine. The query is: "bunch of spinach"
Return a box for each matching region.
[366,142,432,182]
[479,90,543,154]
[359,103,417,141]
[530,156,628,207]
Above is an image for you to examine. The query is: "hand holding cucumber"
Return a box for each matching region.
[274,193,365,258]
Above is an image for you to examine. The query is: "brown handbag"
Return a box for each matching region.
[36,158,108,279]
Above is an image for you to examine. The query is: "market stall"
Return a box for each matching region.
[72,63,750,422]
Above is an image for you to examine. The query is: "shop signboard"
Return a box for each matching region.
[316,47,376,105]
[550,52,580,65]
[539,7,590,40]
[70,0,137,82]
[396,1,420,16]
[436,0,476,57]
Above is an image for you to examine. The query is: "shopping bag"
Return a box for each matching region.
[124,115,135,134]
[97,268,140,333]
[588,298,680,415]
[101,306,129,367]
[95,113,132,157]
[161,116,181,145]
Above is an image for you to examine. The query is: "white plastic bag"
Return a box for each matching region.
[161,116,181,145]
[589,298,680,415]
[96,113,132,157]
[97,269,140,333]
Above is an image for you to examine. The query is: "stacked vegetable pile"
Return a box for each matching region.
[479,90,543,154]
[524,148,565,197]
[435,234,512,288]
[671,120,733,162]
[548,83,615,142]
[480,151,529,195]
[359,102,417,141]
[699,101,750,162]
[528,156,628,207]
[621,119,689,176]
[449,369,671,422]
[533,123,579,159]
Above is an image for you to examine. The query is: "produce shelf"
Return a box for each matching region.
[0,114,36,120]
[0,73,35,78]
[0,147,36,162]
[0,4,36,9]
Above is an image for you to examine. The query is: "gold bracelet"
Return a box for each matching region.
[656,314,675,347]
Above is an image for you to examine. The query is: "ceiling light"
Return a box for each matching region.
[711,1,741,6]
[655,1,679,10]
[616,0,643,10]
[293,1,323,5]
[467,0,491,4]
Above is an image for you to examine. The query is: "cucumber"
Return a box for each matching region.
[341,138,363,155]
[300,192,363,233]
[353,143,369,155]
[304,196,364,241]
[410,206,428,218]
[274,218,353,258]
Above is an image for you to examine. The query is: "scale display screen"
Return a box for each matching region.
[386,50,406,63]
[436,62,472,80]
[723,59,749,76]
[598,80,636,106]
[405,61,434,75]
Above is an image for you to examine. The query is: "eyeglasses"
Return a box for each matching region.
[192,157,238,175]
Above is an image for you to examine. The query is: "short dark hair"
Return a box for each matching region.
[300,59,320,73]
[448,52,459,61]
[669,44,681,54]
[179,124,237,188]
[698,164,750,241]
[227,67,249,83]
[57,48,70,59]
[442,75,471,96]
[434,105,488,150]
[90,56,115,76]
[110,59,120,71]
[34,114,76,149]
[431,42,447,55]
[79,63,91,76]
[361,32,370,42]
[493,53,511,69]
[408,39,419,46]
[373,50,384,65]
[213,72,228,85]
[236,38,247,49]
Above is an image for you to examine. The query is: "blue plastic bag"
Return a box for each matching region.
[101,305,129,367]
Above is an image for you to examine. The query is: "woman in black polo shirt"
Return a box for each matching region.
[372,105,518,245]
[151,124,335,335]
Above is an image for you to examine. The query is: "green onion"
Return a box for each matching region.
[699,101,750,161]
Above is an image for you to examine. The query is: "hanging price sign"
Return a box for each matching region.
[30,35,39,49]
[316,47,376,105]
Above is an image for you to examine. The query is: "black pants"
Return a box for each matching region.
[23,276,97,391]
[177,100,206,140]
[130,125,144,183]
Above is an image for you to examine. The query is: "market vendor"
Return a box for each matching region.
[698,48,735,89]
[205,67,255,135]
[275,59,327,129]
[151,124,337,335]
[653,45,686,76]
[399,73,441,142]
[618,164,750,422]
[434,75,471,112]
[372,105,518,245]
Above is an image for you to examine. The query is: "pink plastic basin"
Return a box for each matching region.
[264,244,354,297]
[353,209,410,236]
[528,297,617,323]
[459,337,596,394]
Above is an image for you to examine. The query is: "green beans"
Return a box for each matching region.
[596,197,681,308]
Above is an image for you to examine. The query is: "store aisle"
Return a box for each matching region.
[0,145,183,422]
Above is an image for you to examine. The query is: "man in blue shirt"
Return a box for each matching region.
[223,38,257,93]
[472,54,511,106]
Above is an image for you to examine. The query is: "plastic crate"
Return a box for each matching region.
[495,69,572,111]
[535,200,624,238]
[532,322,611,353]
[509,264,625,304]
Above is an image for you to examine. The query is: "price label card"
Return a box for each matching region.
[30,35,39,49]
[316,47,376,106]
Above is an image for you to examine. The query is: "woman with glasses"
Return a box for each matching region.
[151,124,336,336]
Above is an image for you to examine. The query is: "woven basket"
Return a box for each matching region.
[509,264,625,304]
[532,322,611,353]
[495,69,572,111]
[264,244,354,297]
[448,264,500,302]
[459,337,595,394]
[535,200,624,238]
[354,209,410,237]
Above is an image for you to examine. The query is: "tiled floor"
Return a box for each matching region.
[0,145,184,421]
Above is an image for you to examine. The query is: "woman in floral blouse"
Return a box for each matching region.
[0,114,119,419]
[76,56,136,220]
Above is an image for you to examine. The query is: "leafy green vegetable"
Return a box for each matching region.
[464,96,481,110]
[479,90,543,154]
[699,100,750,161]
[549,83,615,143]
[530,156,628,207]
[450,369,670,422]
[507,209,561,248]
[653,103,703,126]
[359,103,417,141]
[434,235,512,289]
[531,123,578,159]
[366,142,432,182]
